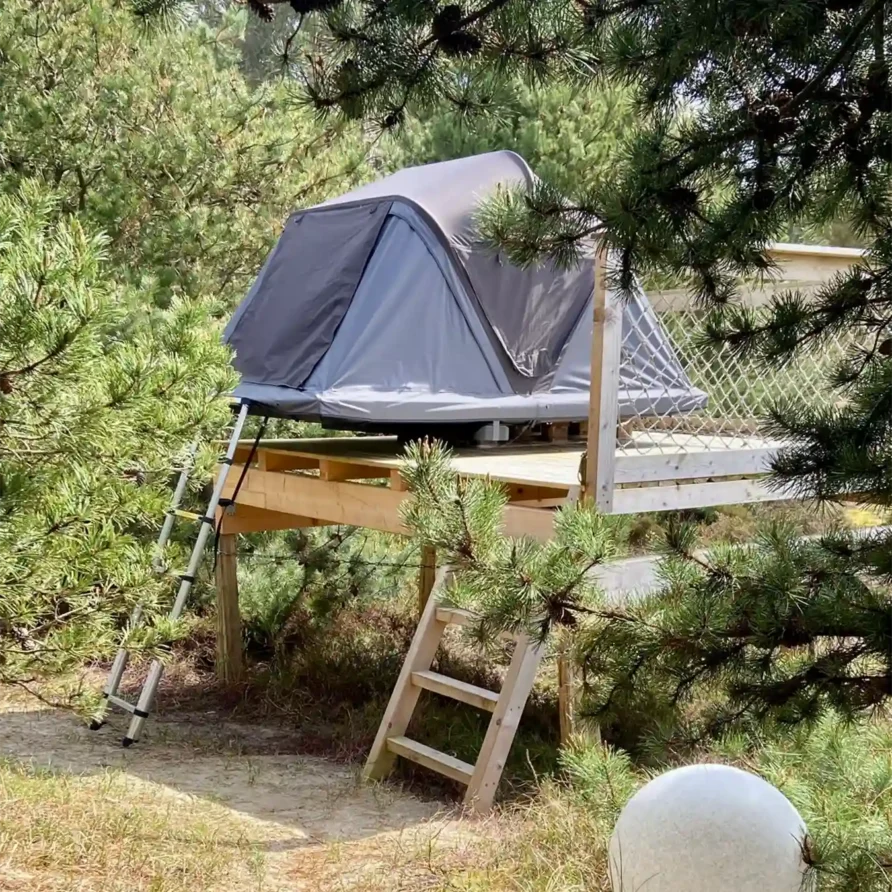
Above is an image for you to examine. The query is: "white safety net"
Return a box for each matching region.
[617,284,848,457]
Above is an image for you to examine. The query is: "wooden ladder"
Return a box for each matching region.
[363,566,543,813]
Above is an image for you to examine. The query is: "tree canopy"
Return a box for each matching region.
[252,0,892,733]
[0,0,371,698]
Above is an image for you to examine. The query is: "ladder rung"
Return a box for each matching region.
[436,607,517,642]
[170,509,201,521]
[385,736,474,785]
[106,694,137,714]
[411,670,499,712]
[436,607,475,627]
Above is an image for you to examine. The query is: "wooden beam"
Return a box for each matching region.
[214,533,244,685]
[614,447,777,485]
[319,458,389,481]
[465,633,544,813]
[611,477,779,514]
[223,468,409,535]
[503,483,569,503]
[223,467,559,541]
[216,503,321,534]
[364,567,454,781]
[585,243,622,511]
[418,544,437,616]
[390,468,409,491]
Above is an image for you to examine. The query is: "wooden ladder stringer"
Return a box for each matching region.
[363,565,544,814]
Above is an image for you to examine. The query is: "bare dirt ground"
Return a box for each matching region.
[0,690,483,891]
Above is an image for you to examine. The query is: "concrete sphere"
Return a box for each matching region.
[608,763,811,892]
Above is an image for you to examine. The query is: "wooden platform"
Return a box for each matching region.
[219,432,782,541]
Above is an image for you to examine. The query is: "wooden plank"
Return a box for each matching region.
[319,458,389,481]
[501,504,557,542]
[385,736,474,785]
[411,670,499,712]
[214,534,244,685]
[436,606,476,627]
[465,633,544,813]
[585,243,622,511]
[216,504,320,534]
[364,567,454,781]
[611,477,780,514]
[390,468,409,491]
[231,435,784,494]
[224,466,559,542]
[418,545,437,616]
[614,447,776,484]
[223,468,409,535]
[504,483,569,503]
[557,639,577,744]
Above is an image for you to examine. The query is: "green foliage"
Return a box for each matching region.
[400,440,629,644]
[0,182,233,697]
[559,717,892,892]
[0,0,372,701]
[237,527,418,658]
[0,0,370,314]
[579,520,892,749]
[386,79,634,192]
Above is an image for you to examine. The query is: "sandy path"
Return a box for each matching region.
[0,695,476,890]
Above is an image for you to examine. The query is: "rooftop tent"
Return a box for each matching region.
[225,150,707,431]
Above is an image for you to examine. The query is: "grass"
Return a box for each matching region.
[10,506,888,890]
[0,759,265,892]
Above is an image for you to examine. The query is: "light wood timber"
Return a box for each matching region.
[585,242,622,510]
[214,533,243,684]
[418,545,437,616]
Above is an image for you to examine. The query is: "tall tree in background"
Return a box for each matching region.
[0,0,370,315]
[386,79,634,188]
[231,0,892,733]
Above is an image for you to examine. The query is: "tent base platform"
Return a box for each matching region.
[219,432,783,542]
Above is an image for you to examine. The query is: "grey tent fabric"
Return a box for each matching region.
[226,151,707,428]
[304,215,505,397]
[225,202,391,388]
[318,151,594,382]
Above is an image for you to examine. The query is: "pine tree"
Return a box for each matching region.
[0,0,371,316]
[0,0,373,704]
[257,1,892,732]
[385,79,634,192]
[0,182,234,702]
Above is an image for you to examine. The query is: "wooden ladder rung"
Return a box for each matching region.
[435,606,475,627]
[436,607,516,642]
[385,736,474,785]
[411,670,499,712]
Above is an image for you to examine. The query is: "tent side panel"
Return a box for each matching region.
[460,251,595,383]
[226,202,391,389]
[304,216,504,399]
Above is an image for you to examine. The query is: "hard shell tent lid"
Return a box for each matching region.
[225,150,707,427]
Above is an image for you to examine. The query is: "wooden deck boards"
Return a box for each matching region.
[233,430,777,491]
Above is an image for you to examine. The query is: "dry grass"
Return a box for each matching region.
[0,759,266,892]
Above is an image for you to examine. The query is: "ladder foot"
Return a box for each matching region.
[121,737,135,748]
[88,719,105,731]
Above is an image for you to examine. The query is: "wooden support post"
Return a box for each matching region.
[585,242,622,511]
[215,533,244,684]
[418,545,437,617]
[557,636,577,744]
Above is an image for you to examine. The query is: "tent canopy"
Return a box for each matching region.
[225,151,706,429]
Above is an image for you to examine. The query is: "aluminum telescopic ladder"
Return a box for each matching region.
[90,400,252,746]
